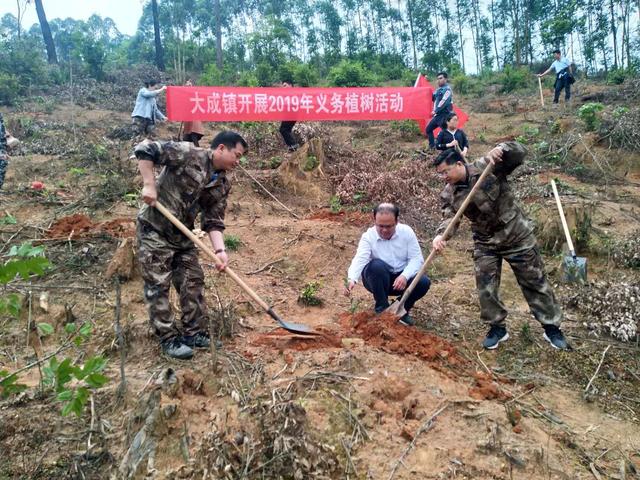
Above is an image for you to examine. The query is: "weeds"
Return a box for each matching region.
[329,195,342,213]
[269,156,282,169]
[299,281,322,306]
[224,234,242,251]
[304,154,319,171]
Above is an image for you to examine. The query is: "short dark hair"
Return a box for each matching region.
[444,112,458,128]
[144,79,159,88]
[211,131,249,152]
[437,71,448,79]
[373,203,400,220]
[433,149,463,168]
[553,49,561,55]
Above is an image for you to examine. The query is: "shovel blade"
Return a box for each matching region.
[266,308,319,335]
[562,256,587,283]
[385,300,407,318]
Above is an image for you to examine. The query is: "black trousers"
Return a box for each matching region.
[554,74,571,103]
[361,259,431,313]
[426,113,448,148]
[279,121,297,148]
[183,132,203,147]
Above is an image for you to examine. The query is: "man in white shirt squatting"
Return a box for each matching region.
[343,203,431,326]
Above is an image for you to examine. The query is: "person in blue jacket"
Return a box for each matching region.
[131,79,167,137]
[426,72,453,149]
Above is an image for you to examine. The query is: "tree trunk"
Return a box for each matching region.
[214,0,223,69]
[609,0,618,68]
[34,0,57,64]
[387,0,398,53]
[406,0,418,70]
[490,0,500,69]
[456,0,466,72]
[151,0,165,71]
[471,0,482,70]
[16,0,22,40]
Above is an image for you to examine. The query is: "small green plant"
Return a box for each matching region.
[43,351,109,416]
[91,144,110,163]
[613,106,629,119]
[1,244,51,399]
[577,103,605,131]
[239,156,249,167]
[0,214,17,225]
[303,155,319,171]
[520,322,534,344]
[478,132,487,143]
[69,167,87,177]
[329,195,342,213]
[0,243,48,318]
[122,192,139,207]
[269,156,283,169]
[299,281,322,306]
[353,191,366,202]
[224,234,242,251]
[349,298,361,314]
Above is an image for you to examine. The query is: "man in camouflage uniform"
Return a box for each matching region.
[432,143,569,350]
[135,130,248,359]
[0,112,8,190]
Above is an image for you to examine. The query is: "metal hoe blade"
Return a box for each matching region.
[385,300,407,318]
[562,255,587,283]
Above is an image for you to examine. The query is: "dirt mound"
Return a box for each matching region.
[251,327,342,351]
[340,311,466,366]
[468,372,513,401]
[307,209,370,226]
[47,214,135,239]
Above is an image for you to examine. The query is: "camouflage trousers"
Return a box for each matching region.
[137,223,208,341]
[0,157,7,190]
[474,244,562,327]
[132,116,157,137]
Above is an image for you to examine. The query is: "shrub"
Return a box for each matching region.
[293,63,319,87]
[328,60,377,87]
[390,120,422,139]
[0,72,20,105]
[451,74,484,96]
[607,67,627,85]
[577,102,604,131]
[499,65,530,93]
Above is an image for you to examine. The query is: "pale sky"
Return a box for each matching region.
[0,0,145,36]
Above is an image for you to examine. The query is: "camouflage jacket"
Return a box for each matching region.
[0,113,7,158]
[135,140,231,247]
[436,142,535,253]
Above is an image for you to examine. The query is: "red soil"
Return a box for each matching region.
[307,209,370,226]
[468,372,513,401]
[251,327,343,351]
[339,311,466,366]
[47,214,135,239]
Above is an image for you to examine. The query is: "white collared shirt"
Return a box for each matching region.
[347,223,424,283]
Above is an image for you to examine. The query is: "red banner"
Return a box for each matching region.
[167,86,430,122]
[414,74,469,136]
